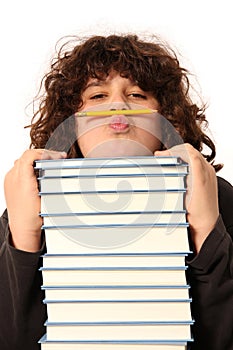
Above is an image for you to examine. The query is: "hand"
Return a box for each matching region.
[154,144,219,253]
[4,149,67,252]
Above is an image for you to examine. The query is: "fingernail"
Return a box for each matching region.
[60,152,67,157]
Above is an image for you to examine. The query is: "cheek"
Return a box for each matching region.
[137,129,161,151]
[132,114,162,145]
[77,133,94,157]
[76,116,110,138]
[77,127,105,157]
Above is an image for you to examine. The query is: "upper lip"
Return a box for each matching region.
[110,114,129,126]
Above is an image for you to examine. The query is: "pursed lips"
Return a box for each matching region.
[109,115,130,132]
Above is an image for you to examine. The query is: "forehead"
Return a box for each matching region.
[84,72,137,90]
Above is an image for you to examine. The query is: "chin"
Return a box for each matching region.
[85,139,154,158]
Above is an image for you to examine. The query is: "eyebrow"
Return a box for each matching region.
[84,81,106,90]
[84,78,139,91]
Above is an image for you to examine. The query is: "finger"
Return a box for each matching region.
[20,149,67,162]
[16,149,66,166]
[40,149,67,160]
[12,149,67,178]
[154,144,199,165]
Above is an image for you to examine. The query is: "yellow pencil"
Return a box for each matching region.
[75,109,158,117]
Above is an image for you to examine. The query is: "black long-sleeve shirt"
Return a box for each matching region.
[0,176,232,350]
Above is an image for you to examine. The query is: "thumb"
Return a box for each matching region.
[154,149,171,156]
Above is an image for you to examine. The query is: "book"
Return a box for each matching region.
[39,334,190,350]
[40,266,188,287]
[38,174,187,193]
[36,156,193,349]
[42,253,188,268]
[43,224,190,254]
[35,156,187,170]
[44,299,193,323]
[42,285,191,301]
[41,211,187,227]
[40,190,186,215]
[45,321,194,341]
[38,164,188,177]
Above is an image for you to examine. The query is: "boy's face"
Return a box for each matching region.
[76,71,161,157]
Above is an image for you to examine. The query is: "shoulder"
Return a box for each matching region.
[1,209,8,221]
[217,175,233,204]
[217,176,233,237]
[0,209,9,242]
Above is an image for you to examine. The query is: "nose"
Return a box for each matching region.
[109,101,130,111]
[106,88,131,109]
[110,108,127,111]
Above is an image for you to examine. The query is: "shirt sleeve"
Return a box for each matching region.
[0,210,46,350]
[186,215,233,350]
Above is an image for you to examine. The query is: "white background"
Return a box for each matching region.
[0,0,232,214]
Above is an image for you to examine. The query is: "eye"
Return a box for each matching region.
[90,93,106,100]
[128,93,147,99]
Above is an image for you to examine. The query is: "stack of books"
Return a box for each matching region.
[35,156,194,350]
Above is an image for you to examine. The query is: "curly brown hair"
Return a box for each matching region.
[28,33,222,170]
